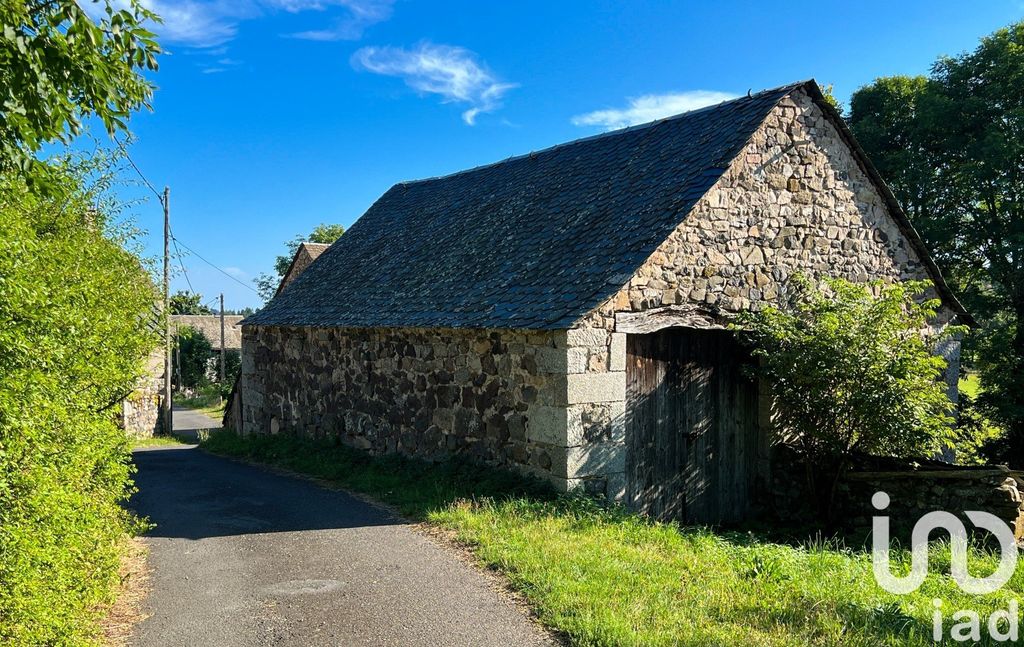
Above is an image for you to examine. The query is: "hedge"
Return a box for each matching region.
[0,159,159,644]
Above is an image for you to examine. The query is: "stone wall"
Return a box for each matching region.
[771,449,1024,539]
[240,325,615,490]
[119,348,163,437]
[278,243,328,295]
[587,87,951,322]
[563,86,962,502]
[839,469,1024,540]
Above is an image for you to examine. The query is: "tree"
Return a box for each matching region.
[0,1,161,172]
[223,307,256,317]
[170,290,213,315]
[174,325,214,389]
[735,277,960,513]
[849,21,1024,464]
[254,223,345,301]
[817,82,844,116]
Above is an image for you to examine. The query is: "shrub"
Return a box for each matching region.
[175,325,215,388]
[0,158,158,644]
[734,277,963,510]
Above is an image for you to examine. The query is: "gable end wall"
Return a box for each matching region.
[566,88,960,500]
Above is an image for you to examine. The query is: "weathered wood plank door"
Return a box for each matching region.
[625,328,759,524]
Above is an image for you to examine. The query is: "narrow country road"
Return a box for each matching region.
[130,407,553,647]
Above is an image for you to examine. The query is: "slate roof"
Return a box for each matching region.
[245,80,968,330]
[171,314,244,350]
[275,242,331,298]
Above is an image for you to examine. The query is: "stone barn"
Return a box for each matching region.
[240,80,970,524]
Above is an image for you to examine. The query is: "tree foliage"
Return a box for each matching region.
[0,158,159,644]
[0,1,164,640]
[735,277,959,472]
[817,82,843,115]
[170,290,213,315]
[0,0,160,171]
[254,222,345,301]
[175,325,214,389]
[849,21,1024,464]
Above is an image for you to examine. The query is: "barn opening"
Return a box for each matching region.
[625,327,762,524]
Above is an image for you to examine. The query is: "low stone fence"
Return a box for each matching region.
[837,466,1024,541]
[770,448,1024,540]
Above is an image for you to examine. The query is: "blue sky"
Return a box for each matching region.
[98,0,1023,310]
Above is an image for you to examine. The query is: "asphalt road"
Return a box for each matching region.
[130,409,553,646]
[169,403,222,441]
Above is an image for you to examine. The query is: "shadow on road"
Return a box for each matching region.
[131,445,401,540]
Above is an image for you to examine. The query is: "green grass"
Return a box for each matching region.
[174,385,226,419]
[960,372,983,399]
[132,434,190,448]
[201,431,1023,646]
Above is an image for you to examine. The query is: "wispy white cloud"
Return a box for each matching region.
[142,0,242,48]
[352,42,516,125]
[196,55,242,74]
[223,266,248,279]
[571,91,737,131]
[80,0,392,48]
[287,0,393,41]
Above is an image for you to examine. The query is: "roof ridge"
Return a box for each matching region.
[246,78,834,330]
[395,80,813,188]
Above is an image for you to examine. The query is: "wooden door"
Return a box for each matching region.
[625,328,759,524]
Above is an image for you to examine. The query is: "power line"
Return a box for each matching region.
[115,138,163,203]
[170,231,259,294]
[114,139,258,296]
[170,236,195,294]
[202,295,221,313]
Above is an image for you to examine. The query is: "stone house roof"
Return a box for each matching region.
[276,242,331,297]
[245,80,968,330]
[171,314,244,350]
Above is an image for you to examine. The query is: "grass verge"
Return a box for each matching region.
[132,434,190,449]
[201,431,1023,646]
[174,385,226,419]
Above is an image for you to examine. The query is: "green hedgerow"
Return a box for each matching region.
[0,156,159,645]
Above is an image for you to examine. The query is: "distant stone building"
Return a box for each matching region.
[238,81,970,524]
[119,314,245,437]
[171,314,244,352]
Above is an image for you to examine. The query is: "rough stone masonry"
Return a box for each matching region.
[239,83,966,503]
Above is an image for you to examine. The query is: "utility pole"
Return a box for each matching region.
[219,293,225,383]
[162,186,173,436]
